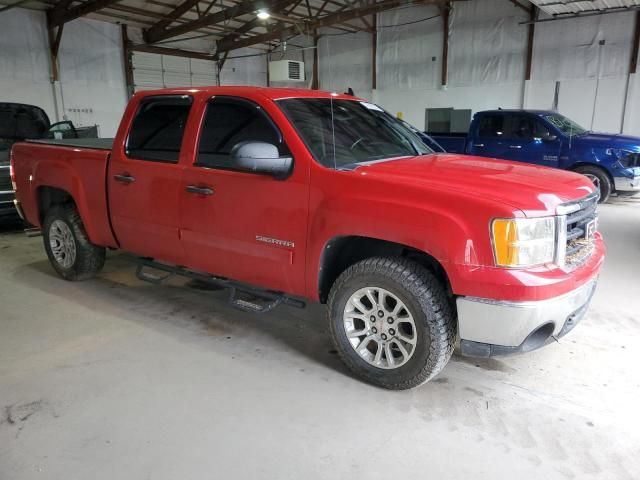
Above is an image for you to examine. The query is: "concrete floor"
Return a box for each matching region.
[1,199,639,480]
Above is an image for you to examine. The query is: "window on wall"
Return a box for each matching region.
[477,114,506,138]
[196,97,288,169]
[126,95,192,163]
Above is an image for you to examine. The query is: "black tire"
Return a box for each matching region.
[328,257,456,390]
[574,165,611,203]
[43,204,105,281]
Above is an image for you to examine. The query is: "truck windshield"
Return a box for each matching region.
[544,113,588,136]
[277,98,433,170]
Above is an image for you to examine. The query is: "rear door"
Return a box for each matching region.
[107,95,192,265]
[501,114,562,167]
[179,96,309,295]
[467,113,509,158]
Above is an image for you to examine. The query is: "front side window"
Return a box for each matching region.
[196,97,288,169]
[507,115,551,140]
[126,95,192,163]
[277,98,432,170]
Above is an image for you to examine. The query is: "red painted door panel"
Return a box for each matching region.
[178,95,309,295]
[108,160,186,264]
[179,168,308,295]
[107,94,192,265]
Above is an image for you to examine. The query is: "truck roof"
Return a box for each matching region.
[478,109,556,116]
[132,86,362,102]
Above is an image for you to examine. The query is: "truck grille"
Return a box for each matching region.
[562,192,598,268]
[0,165,15,205]
[0,165,11,191]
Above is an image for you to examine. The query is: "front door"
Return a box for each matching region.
[179,96,309,296]
[501,114,562,167]
[107,95,193,265]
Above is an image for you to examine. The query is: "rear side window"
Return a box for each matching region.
[126,95,192,163]
[196,96,287,170]
[477,114,505,138]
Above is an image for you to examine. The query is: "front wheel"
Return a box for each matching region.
[328,257,456,389]
[43,205,105,280]
[574,165,611,203]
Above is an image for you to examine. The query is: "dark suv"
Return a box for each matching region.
[0,103,78,221]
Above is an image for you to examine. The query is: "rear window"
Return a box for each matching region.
[126,95,192,163]
[477,114,505,138]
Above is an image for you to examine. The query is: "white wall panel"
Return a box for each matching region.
[57,18,128,137]
[591,77,627,132]
[377,5,442,90]
[449,0,528,86]
[532,11,634,82]
[0,9,57,122]
[373,83,524,130]
[319,29,372,99]
[219,47,267,86]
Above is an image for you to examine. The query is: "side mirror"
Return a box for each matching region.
[47,121,78,139]
[230,141,293,179]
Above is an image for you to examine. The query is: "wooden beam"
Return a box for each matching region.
[311,29,319,89]
[130,44,215,61]
[146,0,203,41]
[217,0,429,53]
[508,0,530,13]
[213,0,298,52]
[47,24,64,81]
[371,13,376,90]
[145,0,285,44]
[441,2,450,86]
[0,0,32,13]
[525,4,536,81]
[49,0,123,27]
[631,10,640,74]
[121,25,135,98]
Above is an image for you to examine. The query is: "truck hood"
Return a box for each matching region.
[356,154,595,215]
[573,132,640,152]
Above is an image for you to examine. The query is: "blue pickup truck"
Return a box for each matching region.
[428,109,640,202]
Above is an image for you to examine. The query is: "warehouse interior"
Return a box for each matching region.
[1,0,640,479]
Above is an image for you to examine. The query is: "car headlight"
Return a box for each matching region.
[491,217,556,267]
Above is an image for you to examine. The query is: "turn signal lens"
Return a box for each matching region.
[491,217,556,267]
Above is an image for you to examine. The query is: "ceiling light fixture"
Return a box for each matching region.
[257,9,270,19]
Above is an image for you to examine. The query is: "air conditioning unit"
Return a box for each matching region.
[269,60,305,82]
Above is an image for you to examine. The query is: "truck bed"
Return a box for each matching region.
[27,138,114,150]
[12,139,117,247]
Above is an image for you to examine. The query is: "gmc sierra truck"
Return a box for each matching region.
[428,109,640,202]
[11,87,604,389]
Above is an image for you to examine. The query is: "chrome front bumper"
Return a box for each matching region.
[614,176,640,192]
[457,278,597,357]
[13,199,25,220]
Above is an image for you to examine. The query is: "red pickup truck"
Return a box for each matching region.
[11,87,604,389]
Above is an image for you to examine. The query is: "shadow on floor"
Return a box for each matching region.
[12,253,354,381]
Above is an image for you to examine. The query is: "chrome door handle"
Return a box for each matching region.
[509,145,522,149]
[113,173,135,183]
[185,185,214,196]
[473,143,485,147]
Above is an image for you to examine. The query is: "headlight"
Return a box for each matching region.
[491,217,556,267]
[618,152,640,169]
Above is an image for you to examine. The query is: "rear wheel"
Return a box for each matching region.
[574,165,611,203]
[328,257,456,389]
[43,205,105,280]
